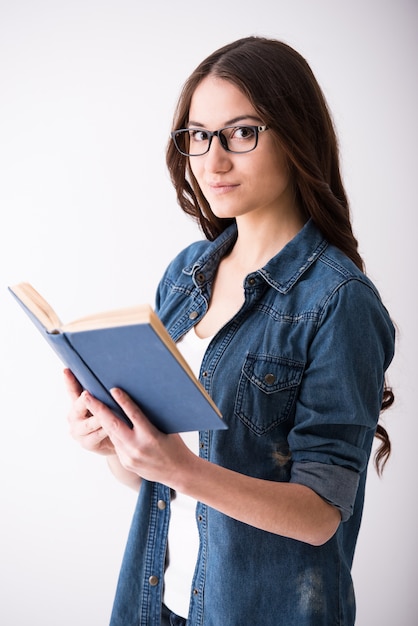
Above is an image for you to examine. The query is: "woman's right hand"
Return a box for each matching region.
[63,369,141,490]
[64,368,116,456]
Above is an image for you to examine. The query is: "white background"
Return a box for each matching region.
[0,1,416,624]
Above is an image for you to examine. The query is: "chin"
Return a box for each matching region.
[209,202,241,220]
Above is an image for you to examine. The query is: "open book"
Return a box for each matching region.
[9,282,225,433]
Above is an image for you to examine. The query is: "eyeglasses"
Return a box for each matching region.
[171,124,269,157]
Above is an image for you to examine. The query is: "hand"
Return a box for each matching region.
[64,369,115,456]
[82,386,195,486]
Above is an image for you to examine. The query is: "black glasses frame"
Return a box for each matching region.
[171,124,268,157]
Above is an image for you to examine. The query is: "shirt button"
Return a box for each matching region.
[157,500,166,510]
[189,311,199,320]
[196,272,205,283]
[193,588,199,596]
[248,277,256,286]
[197,514,203,522]
[202,371,208,377]
[264,373,276,385]
[149,575,159,586]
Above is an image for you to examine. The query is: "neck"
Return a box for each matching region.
[231,211,306,272]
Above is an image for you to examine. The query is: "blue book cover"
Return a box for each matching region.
[9,283,226,433]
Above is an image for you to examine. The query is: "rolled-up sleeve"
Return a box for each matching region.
[291,461,359,521]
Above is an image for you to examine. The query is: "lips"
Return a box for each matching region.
[207,182,239,195]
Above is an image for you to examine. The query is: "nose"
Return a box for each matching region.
[204,135,232,172]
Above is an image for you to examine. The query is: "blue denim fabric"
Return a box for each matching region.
[109,220,395,626]
[161,604,187,626]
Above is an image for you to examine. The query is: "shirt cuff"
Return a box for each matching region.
[290,461,360,522]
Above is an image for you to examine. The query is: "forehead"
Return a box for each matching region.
[188,76,257,126]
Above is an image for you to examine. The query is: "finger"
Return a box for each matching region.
[71,412,102,436]
[110,387,155,431]
[79,425,108,447]
[83,391,133,442]
[63,368,83,400]
[76,424,114,455]
[66,391,92,426]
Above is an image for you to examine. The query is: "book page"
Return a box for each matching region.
[9,283,62,333]
[61,304,155,332]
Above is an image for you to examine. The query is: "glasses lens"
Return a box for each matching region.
[172,130,188,155]
[173,130,209,156]
[187,129,211,156]
[223,126,257,153]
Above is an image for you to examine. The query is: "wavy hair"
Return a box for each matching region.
[166,36,394,473]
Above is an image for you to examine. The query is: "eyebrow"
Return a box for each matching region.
[187,115,263,128]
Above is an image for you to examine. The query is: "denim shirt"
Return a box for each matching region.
[109,220,395,626]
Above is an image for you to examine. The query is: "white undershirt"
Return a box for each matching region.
[163,327,212,618]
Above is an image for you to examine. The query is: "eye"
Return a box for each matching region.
[231,126,256,140]
[189,129,210,142]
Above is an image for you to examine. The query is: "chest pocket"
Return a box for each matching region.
[235,353,305,435]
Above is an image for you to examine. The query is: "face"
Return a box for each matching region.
[187,76,295,223]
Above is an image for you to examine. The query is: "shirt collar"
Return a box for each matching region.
[183,219,328,294]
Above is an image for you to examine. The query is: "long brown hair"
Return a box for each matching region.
[166,36,394,473]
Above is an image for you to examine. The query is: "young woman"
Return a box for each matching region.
[65,37,395,626]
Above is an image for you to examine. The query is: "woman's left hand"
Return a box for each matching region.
[82,388,194,486]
